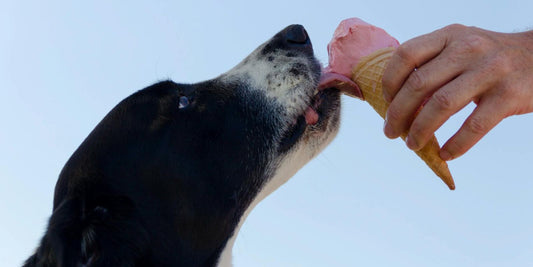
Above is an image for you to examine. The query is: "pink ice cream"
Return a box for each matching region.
[319,18,400,99]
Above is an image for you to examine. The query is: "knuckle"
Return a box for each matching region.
[386,105,403,123]
[456,33,489,54]
[395,45,416,66]
[487,52,514,77]
[443,23,467,33]
[431,90,454,111]
[405,70,426,93]
[492,85,522,117]
[495,82,515,99]
[408,122,423,141]
[444,138,464,158]
[465,115,490,135]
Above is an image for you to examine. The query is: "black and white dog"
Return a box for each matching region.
[25,25,341,266]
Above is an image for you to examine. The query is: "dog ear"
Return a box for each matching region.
[23,197,84,267]
[25,196,150,267]
[80,196,150,266]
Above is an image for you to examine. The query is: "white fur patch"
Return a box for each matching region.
[220,43,320,127]
[217,122,339,267]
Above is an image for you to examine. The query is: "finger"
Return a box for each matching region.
[439,96,507,161]
[405,71,486,150]
[382,28,448,103]
[383,49,465,139]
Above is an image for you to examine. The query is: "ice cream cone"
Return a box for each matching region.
[352,47,455,190]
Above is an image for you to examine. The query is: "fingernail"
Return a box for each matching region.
[383,115,394,138]
[440,150,452,161]
[405,135,418,150]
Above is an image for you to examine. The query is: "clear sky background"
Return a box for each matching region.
[2,1,533,266]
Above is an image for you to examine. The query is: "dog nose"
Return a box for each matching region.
[263,25,314,55]
[284,25,309,45]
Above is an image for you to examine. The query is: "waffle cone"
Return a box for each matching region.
[352,47,455,190]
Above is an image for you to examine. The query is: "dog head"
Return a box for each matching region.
[33,25,341,267]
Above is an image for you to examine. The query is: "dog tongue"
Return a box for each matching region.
[304,106,319,125]
[320,18,400,99]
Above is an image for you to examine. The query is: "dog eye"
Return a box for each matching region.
[178,96,190,109]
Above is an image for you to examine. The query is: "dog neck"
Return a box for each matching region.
[217,143,315,266]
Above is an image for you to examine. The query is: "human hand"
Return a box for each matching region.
[381,24,533,161]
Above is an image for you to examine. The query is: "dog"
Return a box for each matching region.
[24,24,341,267]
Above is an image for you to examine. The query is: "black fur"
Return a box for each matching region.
[24,25,341,266]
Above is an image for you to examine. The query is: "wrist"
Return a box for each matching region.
[525,30,533,47]
[517,30,533,50]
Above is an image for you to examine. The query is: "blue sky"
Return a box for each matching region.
[2,1,532,266]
